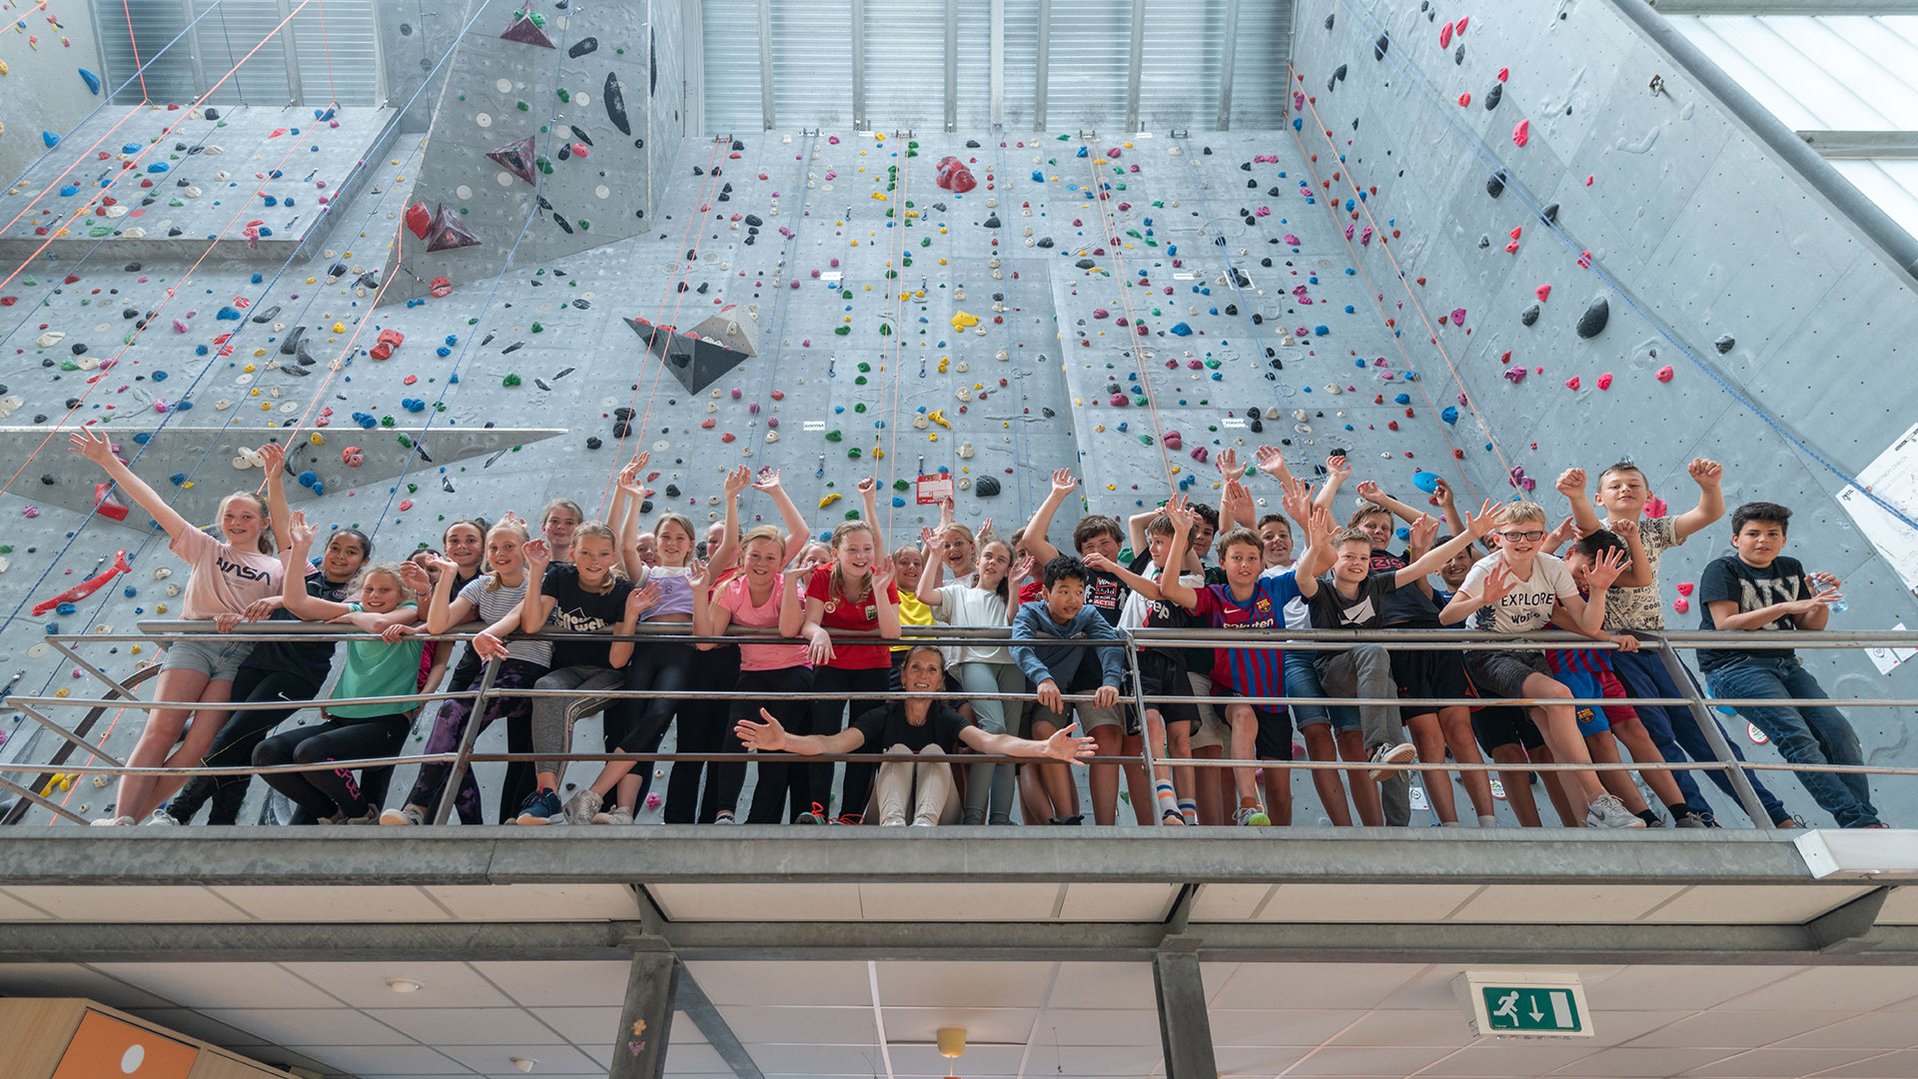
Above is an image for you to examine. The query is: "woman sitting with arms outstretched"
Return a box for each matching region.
[734,644,1095,826]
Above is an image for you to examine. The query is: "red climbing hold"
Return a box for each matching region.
[1512,119,1530,147]
[31,550,132,617]
[1440,22,1453,48]
[429,276,453,298]
[1497,67,1510,82]
[1656,365,1675,383]
[405,201,432,239]
[1458,91,1472,107]
[1535,284,1552,302]
[1596,372,1614,390]
[370,328,405,361]
[93,483,128,521]
[1565,376,1581,390]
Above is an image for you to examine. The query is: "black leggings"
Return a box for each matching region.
[254,712,410,820]
[612,640,696,806]
[738,665,815,823]
[165,664,324,824]
[806,664,890,821]
[665,645,741,823]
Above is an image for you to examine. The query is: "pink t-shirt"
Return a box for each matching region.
[716,572,811,671]
[168,528,283,619]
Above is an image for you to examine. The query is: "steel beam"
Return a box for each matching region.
[4,918,1915,966]
[1217,0,1241,130]
[611,947,678,1079]
[1034,0,1050,131]
[276,0,304,105]
[756,0,774,130]
[1124,0,1146,132]
[1154,942,1218,1079]
[850,0,866,130]
[677,966,768,1079]
[1799,130,1918,160]
[1649,0,1918,12]
[179,0,210,101]
[0,829,1825,887]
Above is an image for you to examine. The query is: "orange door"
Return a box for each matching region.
[52,1011,198,1079]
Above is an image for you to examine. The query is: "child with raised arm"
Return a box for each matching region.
[1564,461,1797,827]
[70,430,290,826]
[253,513,423,824]
[1697,503,1881,828]
[1438,502,1645,829]
[1293,496,1500,827]
[738,645,1097,826]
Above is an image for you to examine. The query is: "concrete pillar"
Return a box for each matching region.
[1153,945,1218,1079]
[610,947,680,1079]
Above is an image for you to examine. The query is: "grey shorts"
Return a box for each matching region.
[1465,649,1551,703]
[161,636,253,682]
[1187,670,1230,751]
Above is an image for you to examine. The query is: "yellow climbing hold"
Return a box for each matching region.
[871,192,889,201]
[308,432,326,445]
[331,322,345,333]
[819,493,842,508]
[927,409,951,430]
[950,311,979,331]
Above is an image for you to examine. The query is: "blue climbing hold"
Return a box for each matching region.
[1031,170,1045,182]
[352,411,377,429]
[78,68,101,94]
[168,472,188,487]
[151,371,168,383]
[146,162,169,174]
[1440,406,1459,425]
[42,131,60,148]
[1313,325,1329,336]
[251,272,264,284]
[1411,471,1441,494]
[59,184,78,197]
[133,433,152,444]
[1168,322,1193,336]
[216,307,240,320]
[1393,393,1411,405]
[299,470,319,489]
[401,398,427,413]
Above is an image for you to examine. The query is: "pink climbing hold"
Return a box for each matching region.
[1458,92,1472,107]
[1535,283,1552,302]
[1677,582,1696,596]
[1596,372,1614,390]
[1503,367,1527,384]
[1109,393,1128,407]
[1577,250,1593,269]
[1505,239,1520,254]
[1656,365,1675,383]
[1283,234,1300,245]
[1512,119,1530,147]
[1440,22,1453,47]
[1189,447,1209,464]
[1454,16,1469,35]
[399,499,414,512]
[1450,307,1467,325]
[1163,430,1182,449]
[1565,376,1581,390]
[1673,597,1690,615]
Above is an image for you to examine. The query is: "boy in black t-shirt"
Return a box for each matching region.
[1698,502,1881,828]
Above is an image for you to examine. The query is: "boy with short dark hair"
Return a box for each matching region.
[1010,555,1127,826]
[1439,502,1645,829]
[1697,503,1881,828]
[1564,461,1796,827]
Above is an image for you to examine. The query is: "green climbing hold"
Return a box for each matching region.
[848,448,862,459]
[531,322,544,333]
[854,376,868,386]
[879,323,893,335]
[919,237,931,248]
[841,289,854,300]
[892,479,910,491]
[557,88,571,102]
[503,373,522,387]
[857,361,871,372]
[397,434,414,448]
[1203,358,1221,369]
[516,100,530,112]
[1139,434,1155,446]
[825,429,843,442]
[833,325,851,336]
[407,483,419,494]
[536,156,554,175]
[381,416,397,428]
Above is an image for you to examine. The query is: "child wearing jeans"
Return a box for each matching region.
[1698,502,1881,828]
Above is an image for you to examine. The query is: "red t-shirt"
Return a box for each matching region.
[807,564,900,670]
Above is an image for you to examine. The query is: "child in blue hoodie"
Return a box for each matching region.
[1011,556,1126,824]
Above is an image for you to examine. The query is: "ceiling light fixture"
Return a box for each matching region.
[937,1026,966,1077]
[383,977,423,994]
[510,1057,538,1073]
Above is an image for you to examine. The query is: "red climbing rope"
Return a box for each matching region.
[0,0,316,297]
[1290,68,1515,496]
[120,0,149,102]
[881,140,912,541]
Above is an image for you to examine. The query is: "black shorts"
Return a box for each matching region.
[1390,646,1472,721]
[1472,705,1544,753]
[1139,652,1200,732]
[1215,684,1294,760]
[1466,649,1552,702]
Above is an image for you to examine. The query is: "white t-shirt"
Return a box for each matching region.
[1603,514,1678,632]
[932,582,1012,666]
[1460,552,1580,635]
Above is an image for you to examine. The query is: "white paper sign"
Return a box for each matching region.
[915,473,954,505]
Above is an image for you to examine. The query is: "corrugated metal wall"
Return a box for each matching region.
[701,0,1287,133]
[94,0,382,106]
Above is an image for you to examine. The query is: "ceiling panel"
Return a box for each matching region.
[471,961,636,1009]
[1816,1049,1918,1077]
[1552,1046,1739,1076]
[858,882,1063,921]
[287,1043,469,1074]
[1773,1010,1918,1049]
[218,885,455,923]
[201,1006,415,1046]
[1213,962,1424,1009]
[367,1006,569,1045]
[0,962,173,1009]
[528,1005,630,1044]
[650,883,863,921]
[420,884,641,921]
[0,889,53,920]
[1209,1008,1366,1047]
[1187,882,1273,921]
[1682,1046,1891,1077]
[1640,884,1876,924]
[281,961,515,1009]
[1626,1007,1854,1049]
[1057,882,1178,921]
[1720,966,1918,1011]
[1017,1042,1162,1075]
[880,1005,1036,1042]
[6,885,250,923]
[1034,1007,1160,1047]
[437,1042,601,1074]
[1283,1044,1456,1075]
[91,962,344,1009]
[874,960,1056,1008]
[1415,1041,1599,1077]
[685,960,874,1007]
[1047,961,1156,1010]
[888,1042,1028,1075]
[1581,965,1801,1012]
[719,1003,878,1043]
[1256,883,1481,922]
[1447,884,1683,924]
[1329,1007,1477,1048]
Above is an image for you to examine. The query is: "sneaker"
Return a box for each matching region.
[380,805,427,827]
[1585,794,1647,829]
[1672,809,1708,829]
[591,804,635,825]
[714,810,739,825]
[144,808,181,826]
[795,801,829,824]
[90,815,135,827]
[514,789,565,826]
[834,812,863,826]
[563,788,603,825]
[342,807,380,825]
[1368,742,1416,782]
[1861,822,1893,829]
[1049,814,1084,826]
[1161,809,1188,827]
[910,817,938,827]
[1234,806,1272,827]
[879,815,908,827]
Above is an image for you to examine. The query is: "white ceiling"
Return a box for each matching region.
[7,956,1918,1079]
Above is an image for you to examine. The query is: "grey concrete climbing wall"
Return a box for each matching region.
[647,0,687,183]
[380,0,657,303]
[1292,0,1918,801]
[0,0,105,189]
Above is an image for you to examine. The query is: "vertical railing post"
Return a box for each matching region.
[1122,629,1166,825]
[1654,639,1773,827]
[431,655,502,826]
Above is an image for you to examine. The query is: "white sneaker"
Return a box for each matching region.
[379,806,427,826]
[591,804,635,825]
[880,815,909,827]
[563,788,603,825]
[910,818,938,827]
[1585,794,1648,830]
[1368,742,1417,782]
[144,808,181,826]
[90,815,135,827]
[714,811,739,825]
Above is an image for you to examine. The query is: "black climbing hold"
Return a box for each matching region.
[570,124,594,147]
[503,341,526,354]
[965,139,980,148]
[732,139,745,151]
[1375,33,1390,60]
[1075,258,1096,269]
[1454,44,1464,65]
[744,213,763,227]
[605,72,631,135]
[326,262,348,279]
[40,474,54,485]
[1539,203,1559,225]
[1714,334,1735,354]
[613,421,632,438]
[983,215,1001,228]
[251,304,280,324]
[204,107,218,120]
[552,212,575,234]
[1202,146,1213,155]
[123,262,140,272]
[1484,83,1503,110]
[1332,63,1348,82]
[975,476,1002,497]
[535,378,552,391]
[1576,296,1610,339]
[1324,13,1334,29]
[1240,161,1253,172]
[1486,172,1505,199]
[1041,407,1056,419]
[568,36,598,57]
[640,500,654,515]
[665,484,682,498]
[615,406,636,420]
[1520,304,1540,327]
[586,436,602,449]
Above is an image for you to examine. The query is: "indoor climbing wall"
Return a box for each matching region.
[0,0,103,187]
[1291,0,1918,806]
[380,0,659,303]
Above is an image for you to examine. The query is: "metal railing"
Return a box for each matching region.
[3,620,1915,828]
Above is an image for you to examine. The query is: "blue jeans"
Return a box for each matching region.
[1609,647,1790,826]
[1284,651,1359,733]
[1705,657,1878,828]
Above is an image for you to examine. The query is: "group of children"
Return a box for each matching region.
[69,426,1880,830]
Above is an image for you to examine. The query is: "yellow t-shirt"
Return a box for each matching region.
[894,589,935,654]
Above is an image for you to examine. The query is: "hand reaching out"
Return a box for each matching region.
[1583,545,1632,590]
[751,466,783,492]
[1463,500,1503,539]
[259,441,286,474]
[286,511,319,552]
[68,429,119,469]
[1408,514,1439,554]
[1432,477,1456,509]
[1689,458,1723,490]
[1050,468,1078,495]
[1043,721,1099,766]
[1478,563,1518,607]
[1325,454,1352,484]
[722,465,751,500]
[1255,444,1291,480]
[397,561,434,595]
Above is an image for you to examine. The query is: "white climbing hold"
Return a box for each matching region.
[958,442,974,459]
[35,331,63,348]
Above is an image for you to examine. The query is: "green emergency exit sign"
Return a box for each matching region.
[1481,985,1583,1033]
[1454,971,1595,1040]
